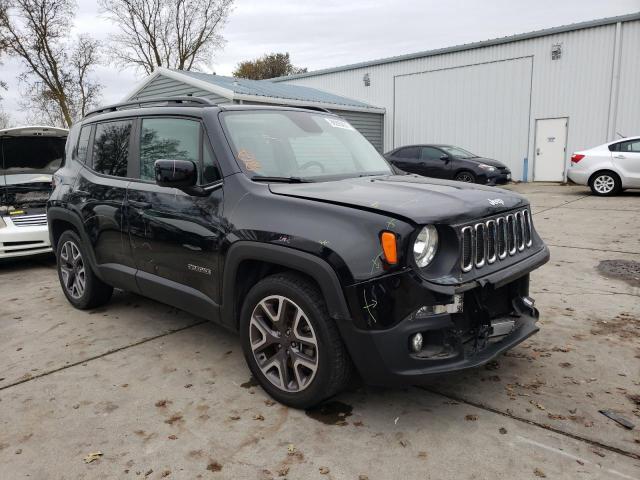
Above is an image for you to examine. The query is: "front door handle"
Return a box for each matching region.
[614,155,626,159]
[128,200,152,209]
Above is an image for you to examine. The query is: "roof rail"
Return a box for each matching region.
[295,105,333,114]
[84,96,215,119]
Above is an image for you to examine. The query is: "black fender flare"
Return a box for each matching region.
[221,241,352,327]
[47,206,101,275]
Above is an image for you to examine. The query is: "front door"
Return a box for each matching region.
[126,116,225,317]
[420,146,449,178]
[534,118,568,181]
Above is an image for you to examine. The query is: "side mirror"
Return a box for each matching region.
[440,154,450,161]
[154,159,197,188]
[154,159,208,196]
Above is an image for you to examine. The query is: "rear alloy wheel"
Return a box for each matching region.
[455,171,476,183]
[590,172,620,196]
[59,240,86,299]
[240,273,352,408]
[56,230,113,309]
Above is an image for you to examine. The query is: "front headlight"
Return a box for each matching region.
[413,225,438,267]
[0,217,6,229]
[478,163,496,172]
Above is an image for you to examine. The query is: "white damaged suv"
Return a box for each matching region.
[568,136,640,196]
[1,126,68,259]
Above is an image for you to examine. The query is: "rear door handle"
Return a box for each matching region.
[128,200,152,209]
[614,155,626,159]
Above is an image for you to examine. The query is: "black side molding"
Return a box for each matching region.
[221,242,352,328]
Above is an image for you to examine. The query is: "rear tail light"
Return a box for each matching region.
[571,154,585,163]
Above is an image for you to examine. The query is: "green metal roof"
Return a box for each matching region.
[173,70,377,110]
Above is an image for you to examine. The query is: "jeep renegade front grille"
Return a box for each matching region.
[460,209,532,272]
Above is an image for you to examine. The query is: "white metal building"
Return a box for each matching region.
[274,13,640,182]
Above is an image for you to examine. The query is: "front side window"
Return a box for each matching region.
[421,147,443,160]
[1,136,66,174]
[139,118,200,181]
[93,120,133,177]
[221,111,392,180]
[440,146,478,159]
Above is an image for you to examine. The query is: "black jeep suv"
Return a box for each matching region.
[48,97,549,408]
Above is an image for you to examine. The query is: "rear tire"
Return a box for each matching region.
[455,171,476,183]
[240,273,352,409]
[56,230,113,309]
[589,171,621,196]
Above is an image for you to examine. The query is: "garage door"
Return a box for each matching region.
[394,57,533,180]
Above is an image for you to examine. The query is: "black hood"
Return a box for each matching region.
[464,157,509,169]
[269,175,527,224]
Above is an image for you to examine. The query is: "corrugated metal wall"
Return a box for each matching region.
[330,110,384,152]
[281,19,640,181]
[394,57,533,179]
[615,21,640,138]
[133,75,229,105]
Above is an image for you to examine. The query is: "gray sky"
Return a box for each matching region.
[2,0,639,125]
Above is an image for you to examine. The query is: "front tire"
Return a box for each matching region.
[56,230,113,309]
[589,171,621,196]
[240,273,352,408]
[455,171,476,183]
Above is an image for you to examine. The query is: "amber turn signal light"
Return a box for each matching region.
[380,231,398,265]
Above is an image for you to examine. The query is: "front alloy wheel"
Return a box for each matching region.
[455,171,476,183]
[249,295,319,392]
[240,273,352,408]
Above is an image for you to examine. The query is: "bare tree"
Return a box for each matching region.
[0,0,102,127]
[100,0,233,75]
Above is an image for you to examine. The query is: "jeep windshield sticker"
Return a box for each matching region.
[237,149,262,171]
[325,118,355,131]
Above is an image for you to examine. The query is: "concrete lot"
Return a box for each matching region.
[1,183,639,479]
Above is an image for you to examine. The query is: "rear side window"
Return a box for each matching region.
[140,118,200,181]
[93,120,133,177]
[617,140,640,153]
[395,147,420,159]
[74,126,92,163]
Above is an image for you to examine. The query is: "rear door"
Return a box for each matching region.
[71,119,137,289]
[611,139,640,187]
[126,116,225,316]
[388,146,423,174]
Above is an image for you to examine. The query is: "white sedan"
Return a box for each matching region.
[567,136,640,196]
[1,126,68,259]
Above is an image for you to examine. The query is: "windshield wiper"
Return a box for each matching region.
[251,176,312,183]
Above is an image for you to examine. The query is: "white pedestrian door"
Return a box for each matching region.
[534,118,568,181]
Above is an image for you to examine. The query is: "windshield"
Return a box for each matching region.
[440,146,478,159]
[1,136,66,174]
[220,111,392,180]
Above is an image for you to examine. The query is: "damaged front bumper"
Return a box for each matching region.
[338,246,549,386]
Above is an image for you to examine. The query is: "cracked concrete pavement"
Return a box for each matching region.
[1,183,639,479]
